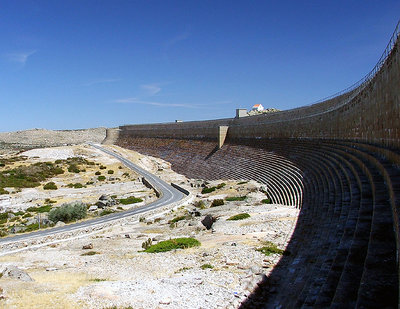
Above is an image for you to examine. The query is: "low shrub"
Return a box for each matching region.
[169,215,187,224]
[95,171,101,175]
[237,181,248,185]
[227,213,250,221]
[43,182,58,190]
[143,237,201,253]
[0,212,9,220]
[200,264,214,270]
[67,164,80,173]
[193,200,206,209]
[107,170,114,174]
[73,183,83,189]
[216,183,226,189]
[256,241,285,256]
[45,198,57,204]
[81,251,99,256]
[119,196,143,205]
[141,238,152,250]
[100,209,115,216]
[211,199,224,207]
[13,211,25,216]
[201,187,216,194]
[261,198,272,204]
[225,196,247,201]
[100,166,106,170]
[48,201,87,223]
[0,229,8,237]
[97,176,106,181]
[122,172,129,177]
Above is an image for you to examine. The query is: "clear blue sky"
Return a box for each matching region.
[0,1,399,132]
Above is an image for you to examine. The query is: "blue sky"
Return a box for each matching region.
[0,1,399,132]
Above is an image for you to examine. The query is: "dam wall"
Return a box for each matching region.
[115,34,399,149]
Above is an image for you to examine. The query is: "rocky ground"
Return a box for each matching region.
[0,145,299,309]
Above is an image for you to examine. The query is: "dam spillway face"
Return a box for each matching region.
[111,22,400,308]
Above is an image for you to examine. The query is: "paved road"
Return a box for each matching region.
[0,144,185,245]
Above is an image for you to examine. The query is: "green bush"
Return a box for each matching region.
[97,176,106,181]
[200,264,214,270]
[169,215,187,224]
[48,201,87,223]
[143,237,201,253]
[73,183,83,189]
[100,209,115,216]
[261,198,272,204]
[225,196,247,201]
[201,187,216,194]
[67,164,80,173]
[227,213,250,221]
[0,229,8,237]
[119,196,143,205]
[256,241,285,256]
[45,198,57,204]
[43,182,58,190]
[216,183,226,189]
[95,171,101,175]
[107,170,114,174]
[0,212,9,220]
[211,199,224,207]
[100,166,106,170]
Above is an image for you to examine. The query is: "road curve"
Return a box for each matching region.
[0,144,185,245]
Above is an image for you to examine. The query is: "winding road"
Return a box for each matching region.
[0,144,185,245]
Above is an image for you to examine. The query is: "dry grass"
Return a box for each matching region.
[2,271,90,309]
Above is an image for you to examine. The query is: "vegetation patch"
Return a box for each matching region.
[227,213,250,221]
[201,186,216,194]
[216,183,226,189]
[193,200,206,209]
[100,209,115,216]
[211,199,224,207]
[119,196,143,205]
[90,278,108,282]
[256,241,285,256]
[97,176,106,181]
[43,182,58,190]
[27,205,52,213]
[107,170,114,174]
[261,198,272,204]
[200,264,214,270]
[143,237,201,253]
[169,215,187,224]
[81,251,100,256]
[48,201,87,223]
[238,181,248,185]
[0,162,64,189]
[225,196,247,201]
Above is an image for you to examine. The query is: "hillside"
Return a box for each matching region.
[0,128,106,150]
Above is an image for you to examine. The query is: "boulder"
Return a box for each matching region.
[88,205,98,212]
[99,195,108,201]
[82,243,93,250]
[2,266,34,282]
[55,221,65,227]
[201,215,216,230]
